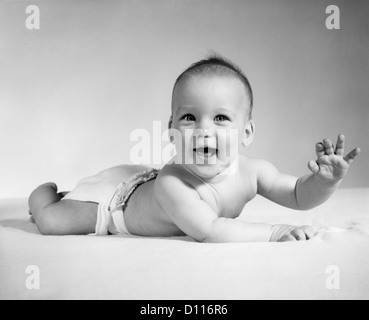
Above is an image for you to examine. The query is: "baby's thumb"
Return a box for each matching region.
[308,160,320,174]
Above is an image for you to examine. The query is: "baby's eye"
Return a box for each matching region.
[214,115,230,122]
[182,114,196,122]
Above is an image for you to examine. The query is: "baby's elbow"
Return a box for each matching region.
[200,220,226,243]
[186,219,226,243]
[190,227,219,243]
[192,233,212,243]
[199,236,217,244]
[200,234,217,243]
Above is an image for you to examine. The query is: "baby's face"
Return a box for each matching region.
[171,75,253,179]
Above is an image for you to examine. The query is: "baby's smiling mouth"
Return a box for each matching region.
[193,147,218,158]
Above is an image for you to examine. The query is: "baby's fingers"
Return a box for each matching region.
[344,148,361,165]
[308,160,320,174]
[300,225,315,240]
[315,142,325,157]
[280,234,297,242]
[291,229,307,241]
[334,134,345,156]
[323,139,334,155]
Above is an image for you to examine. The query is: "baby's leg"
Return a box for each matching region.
[29,183,97,235]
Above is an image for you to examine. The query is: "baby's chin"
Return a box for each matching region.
[173,152,238,179]
[184,160,234,180]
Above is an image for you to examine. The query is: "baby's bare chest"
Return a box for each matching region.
[198,176,257,218]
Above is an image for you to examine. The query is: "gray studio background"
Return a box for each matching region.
[0,0,368,198]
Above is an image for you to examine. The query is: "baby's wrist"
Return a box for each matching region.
[313,174,343,189]
[269,224,296,242]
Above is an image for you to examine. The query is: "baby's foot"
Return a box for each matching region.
[28,182,61,219]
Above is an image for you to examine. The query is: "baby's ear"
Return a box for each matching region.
[242,120,255,147]
[168,116,175,144]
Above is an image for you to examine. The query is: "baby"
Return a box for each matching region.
[28,56,361,242]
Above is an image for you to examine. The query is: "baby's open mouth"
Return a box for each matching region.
[193,147,218,158]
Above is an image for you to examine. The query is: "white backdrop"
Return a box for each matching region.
[0,0,368,198]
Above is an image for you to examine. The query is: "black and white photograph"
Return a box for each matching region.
[0,0,368,302]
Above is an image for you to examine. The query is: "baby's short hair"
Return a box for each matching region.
[172,54,254,119]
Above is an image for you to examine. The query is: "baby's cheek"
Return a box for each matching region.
[217,129,239,161]
[172,129,195,164]
[172,129,189,147]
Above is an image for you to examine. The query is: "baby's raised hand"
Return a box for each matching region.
[308,135,360,185]
[270,225,315,242]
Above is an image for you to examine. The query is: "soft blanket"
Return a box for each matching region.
[1,189,368,300]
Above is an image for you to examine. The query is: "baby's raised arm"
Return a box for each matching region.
[155,169,313,243]
[256,135,360,210]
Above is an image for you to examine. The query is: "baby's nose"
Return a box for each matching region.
[194,128,211,138]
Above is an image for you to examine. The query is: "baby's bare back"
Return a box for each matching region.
[124,179,186,237]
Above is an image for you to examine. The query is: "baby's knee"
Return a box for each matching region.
[34,207,61,235]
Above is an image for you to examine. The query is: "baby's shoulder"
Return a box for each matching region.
[157,163,185,179]
[154,165,200,206]
[155,164,194,190]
